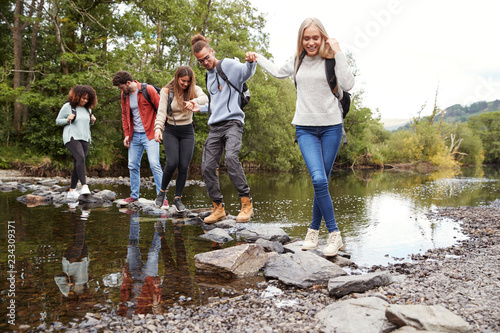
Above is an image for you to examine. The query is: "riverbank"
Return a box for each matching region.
[2,171,498,332]
[25,205,498,332]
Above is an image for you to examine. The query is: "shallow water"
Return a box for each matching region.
[1,166,499,329]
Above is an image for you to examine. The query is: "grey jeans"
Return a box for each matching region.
[201,120,250,202]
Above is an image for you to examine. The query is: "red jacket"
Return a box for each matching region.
[121,81,160,141]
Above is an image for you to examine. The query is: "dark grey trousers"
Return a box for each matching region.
[201,120,250,202]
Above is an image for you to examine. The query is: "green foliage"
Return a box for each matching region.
[468,112,500,164]
[1,0,496,172]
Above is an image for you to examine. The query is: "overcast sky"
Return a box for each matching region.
[249,0,500,120]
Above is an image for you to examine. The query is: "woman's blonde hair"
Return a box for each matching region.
[165,66,196,114]
[295,18,335,74]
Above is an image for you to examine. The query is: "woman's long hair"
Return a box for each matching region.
[295,18,335,75]
[164,66,196,114]
[67,85,97,109]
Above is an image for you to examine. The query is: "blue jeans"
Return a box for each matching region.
[295,124,342,233]
[128,132,163,199]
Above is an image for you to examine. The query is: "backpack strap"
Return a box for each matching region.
[293,51,307,88]
[325,58,340,98]
[216,59,242,95]
[122,83,157,113]
[215,59,239,113]
[70,104,91,123]
[166,89,176,126]
[205,71,211,119]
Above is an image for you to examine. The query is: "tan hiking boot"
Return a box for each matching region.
[204,202,226,224]
[236,197,254,222]
[323,231,344,257]
[302,228,319,250]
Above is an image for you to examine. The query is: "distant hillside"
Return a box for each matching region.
[443,100,500,123]
[381,118,411,131]
[383,100,500,131]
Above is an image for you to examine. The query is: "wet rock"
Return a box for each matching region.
[237,226,291,244]
[195,244,268,278]
[199,228,234,244]
[316,297,394,333]
[264,251,346,288]
[254,238,284,254]
[328,271,393,298]
[386,304,472,333]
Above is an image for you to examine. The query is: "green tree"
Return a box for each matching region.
[468,112,500,164]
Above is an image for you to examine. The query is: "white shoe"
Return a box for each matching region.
[67,190,80,200]
[302,228,319,250]
[323,231,344,257]
[81,184,91,195]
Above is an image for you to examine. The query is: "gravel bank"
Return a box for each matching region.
[28,204,499,333]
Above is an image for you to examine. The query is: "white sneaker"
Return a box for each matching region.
[81,184,91,195]
[323,231,344,257]
[67,190,80,200]
[302,228,319,250]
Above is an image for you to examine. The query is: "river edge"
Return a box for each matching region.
[3,171,499,332]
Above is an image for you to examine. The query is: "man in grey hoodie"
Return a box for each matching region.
[188,34,256,224]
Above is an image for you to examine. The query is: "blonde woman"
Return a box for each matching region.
[246,18,355,256]
[154,66,208,211]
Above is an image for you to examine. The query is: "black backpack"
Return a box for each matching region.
[205,58,250,115]
[122,83,161,112]
[295,52,351,118]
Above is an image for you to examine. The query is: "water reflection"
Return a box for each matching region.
[161,224,194,306]
[53,204,94,320]
[119,212,163,316]
[0,167,499,330]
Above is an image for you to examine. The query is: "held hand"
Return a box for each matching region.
[184,101,200,112]
[154,129,163,142]
[123,136,130,148]
[184,100,194,111]
[245,52,258,62]
[67,113,75,122]
[90,115,96,124]
[326,38,342,55]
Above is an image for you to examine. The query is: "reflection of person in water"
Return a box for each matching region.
[54,209,93,311]
[161,224,194,305]
[119,213,163,316]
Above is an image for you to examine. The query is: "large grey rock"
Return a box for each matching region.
[316,297,394,333]
[264,251,346,288]
[195,244,268,278]
[328,271,393,298]
[255,238,284,254]
[236,226,291,244]
[199,228,234,244]
[386,304,472,333]
[391,327,443,333]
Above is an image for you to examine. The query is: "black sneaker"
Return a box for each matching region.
[173,197,186,212]
[155,191,165,207]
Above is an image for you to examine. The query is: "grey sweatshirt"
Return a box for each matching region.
[257,52,355,126]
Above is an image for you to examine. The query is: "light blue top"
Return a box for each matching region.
[200,58,256,125]
[55,102,92,144]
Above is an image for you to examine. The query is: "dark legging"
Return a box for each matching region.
[160,123,195,197]
[65,138,90,189]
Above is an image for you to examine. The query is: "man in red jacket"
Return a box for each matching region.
[113,71,163,203]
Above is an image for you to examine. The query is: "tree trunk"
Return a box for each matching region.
[51,1,69,75]
[12,0,24,132]
[24,0,45,124]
